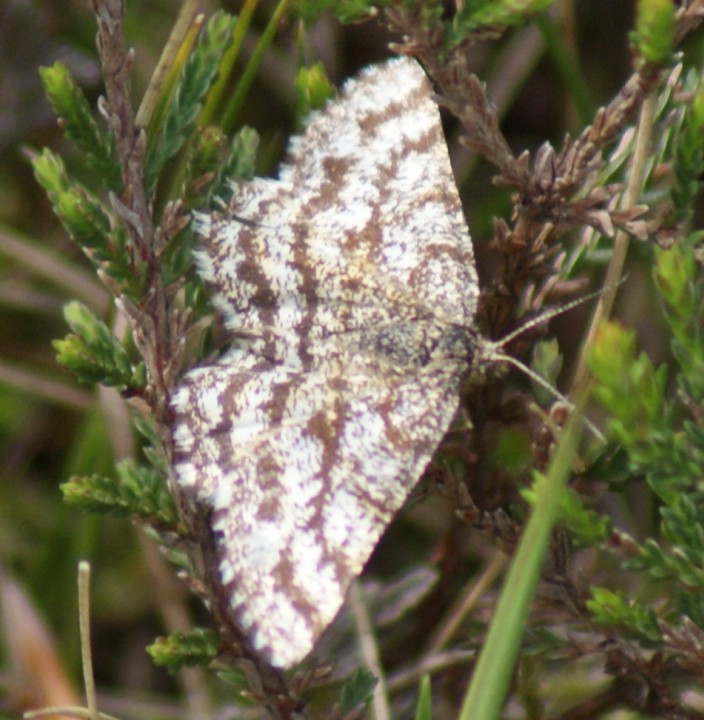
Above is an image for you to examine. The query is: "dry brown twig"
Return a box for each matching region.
[386,4,703,332]
[91,0,189,427]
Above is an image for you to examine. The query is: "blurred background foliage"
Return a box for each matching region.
[1,0,704,718]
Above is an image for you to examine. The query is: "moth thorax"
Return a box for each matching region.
[366,320,478,368]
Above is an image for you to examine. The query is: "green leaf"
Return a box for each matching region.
[145,10,237,192]
[182,125,229,209]
[147,629,219,672]
[296,0,380,25]
[634,0,675,66]
[459,387,587,720]
[676,589,704,631]
[53,301,143,389]
[207,126,259,206]
[623,494,704,590]
[115,458,179,525]
[447,0,554,47]
[654,245,697,318]
[669,75,704,224]
[61,458,177,526]
[31,149,138,292]
[530,338,563,405]
[39,62,121,192]
[654,245,704,403]
[414,675,432,720]
[589,321,667,447]
[32,149,111,251]
[295,62,335,122]
[559,487,612,546]
[586,587,661,643]
[339,667,377,715]
[61,473,130,516]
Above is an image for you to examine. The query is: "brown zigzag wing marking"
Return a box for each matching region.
[172,323,475,668]
[191,58,478,366]
[172,58,480,668]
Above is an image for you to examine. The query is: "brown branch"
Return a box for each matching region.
[386,3,704,337]
[91,0,180,424]
[92,0,152,261]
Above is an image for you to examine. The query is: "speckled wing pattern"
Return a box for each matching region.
[171,58,479,668]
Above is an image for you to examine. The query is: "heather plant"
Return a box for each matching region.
[4,1,704,719]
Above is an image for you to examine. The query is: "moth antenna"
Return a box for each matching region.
[485,349,605,442]
[480,280,626,442]
[495,281,626,350]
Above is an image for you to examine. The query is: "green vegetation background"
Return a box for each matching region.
[2,1,704,719]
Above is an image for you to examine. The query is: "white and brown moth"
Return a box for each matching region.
[171,57,481,668]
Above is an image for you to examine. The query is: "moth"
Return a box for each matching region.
[171,57,481,668]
